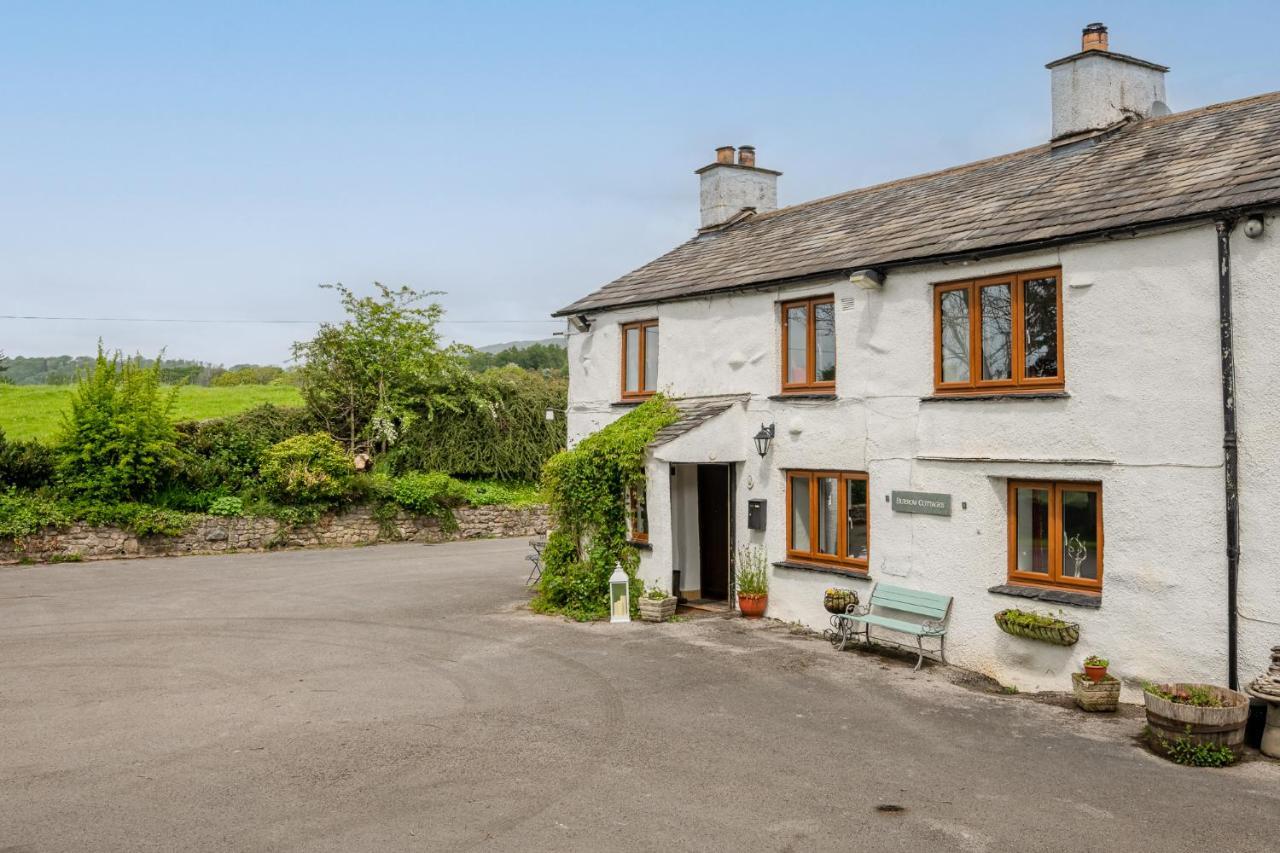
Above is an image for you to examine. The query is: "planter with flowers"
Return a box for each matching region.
[735,544,769,618]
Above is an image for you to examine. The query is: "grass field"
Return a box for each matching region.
[0,384,304,442]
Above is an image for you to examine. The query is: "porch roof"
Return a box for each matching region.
[648,394,750,449]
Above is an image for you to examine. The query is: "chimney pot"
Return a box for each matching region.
[1081,22,1108,52]
[715,146,736,165]
[737,145,756,167]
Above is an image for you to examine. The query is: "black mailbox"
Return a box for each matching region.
[747,499,767,531]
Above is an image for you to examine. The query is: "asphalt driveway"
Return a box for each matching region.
[2,539,1277,852]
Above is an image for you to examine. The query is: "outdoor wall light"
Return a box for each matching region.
[609,563,631,623]
[847,268,885,290]
[753,423,776,458]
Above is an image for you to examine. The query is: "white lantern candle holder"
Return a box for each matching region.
[609,563,631,623]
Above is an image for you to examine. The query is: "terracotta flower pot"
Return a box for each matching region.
[1084,664,1108,683]
[738,593,767,619]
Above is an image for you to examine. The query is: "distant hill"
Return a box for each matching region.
[477,337,565,354]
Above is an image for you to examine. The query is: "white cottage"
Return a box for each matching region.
[554,24,1280,694]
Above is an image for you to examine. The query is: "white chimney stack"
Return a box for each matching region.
[1047,23,1169,144]
[695,145,780,230]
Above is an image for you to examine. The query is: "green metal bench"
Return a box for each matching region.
[830,582,952,670]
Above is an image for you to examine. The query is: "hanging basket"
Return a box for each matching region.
[823,588,860,614]
[994,609,1080,646]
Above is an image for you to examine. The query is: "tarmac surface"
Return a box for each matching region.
[2,538,1278,852]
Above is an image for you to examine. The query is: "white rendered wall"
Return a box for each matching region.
[1230,213,1280,683]
[566,220,1279,695]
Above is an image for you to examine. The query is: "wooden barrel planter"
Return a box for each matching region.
[1144,683,1250,759]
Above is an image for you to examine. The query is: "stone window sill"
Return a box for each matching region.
[628,540,652,551]
[768,393,837,402]
[611,400,645,408]
[772,560,872,580]
[921,391,1070,403]
[988,583,1101,608]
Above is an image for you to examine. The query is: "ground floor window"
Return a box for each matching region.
[1007,480,1102,592]
[786,470,868,572]
[627,484,649,543]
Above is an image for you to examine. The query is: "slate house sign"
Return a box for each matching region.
[891,490,952,517]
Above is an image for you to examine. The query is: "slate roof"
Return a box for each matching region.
[648,395,749,449]
[557,92,1280,316]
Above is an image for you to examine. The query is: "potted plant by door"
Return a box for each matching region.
[735,544,769,619]
[638,584,677,622]
[1083,654,1110,683]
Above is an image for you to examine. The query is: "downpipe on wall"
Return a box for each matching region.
[1215,218,1240,691]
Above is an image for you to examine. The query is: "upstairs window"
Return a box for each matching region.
[781,296,836,393]
[1007,480,1102,593]
[621,319,658,399]
[786,470,869,573]
[934,268,1063,394]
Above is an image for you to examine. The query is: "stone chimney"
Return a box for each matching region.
[1046,23,1169,144]
[695,145,780,230]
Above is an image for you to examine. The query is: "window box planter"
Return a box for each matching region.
[1072,672,1120,712]
[638,595,677,623]
[1143,683,1250,763]
[993,609,1080,646]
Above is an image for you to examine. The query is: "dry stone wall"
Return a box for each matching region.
[0,505,549,564]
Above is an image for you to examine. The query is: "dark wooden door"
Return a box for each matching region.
[697,465,730,600]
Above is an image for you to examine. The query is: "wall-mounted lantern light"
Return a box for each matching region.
[753,423,776,458]
[609,563,631,623]
[848,268,884,290]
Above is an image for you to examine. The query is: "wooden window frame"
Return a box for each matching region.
[780,296,836,394]
[620,319,658,400]
[1006,480,1103,593]
[932,267,1064,395]
[627,483,649,544]
[785,470,869,573]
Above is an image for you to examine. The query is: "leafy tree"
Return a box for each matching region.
[55,347,182,501]
[293,283,470,453]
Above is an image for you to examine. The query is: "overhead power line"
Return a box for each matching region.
[0,314,561,325]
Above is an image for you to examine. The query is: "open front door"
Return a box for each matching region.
[697,464,731,600]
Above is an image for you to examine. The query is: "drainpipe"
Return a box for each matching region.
[1216,218,1241,691]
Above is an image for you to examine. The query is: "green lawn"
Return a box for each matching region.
[0,384,304,442]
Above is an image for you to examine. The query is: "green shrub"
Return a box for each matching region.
[390,472,469,520]
[259,433,353,504]
[533,396,678,620]
[386,366,566,481]
[174,404,313,494]
[0,428,56,489]
[208,496,245,517]
[55,348,182,501]
[464,479,542,507]
[126,506,197,537]
[0,490,69,543]
[1146,725,1238,767]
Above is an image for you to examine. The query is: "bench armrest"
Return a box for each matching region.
[920,619,947,635]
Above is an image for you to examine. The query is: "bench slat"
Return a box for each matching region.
[837,613,945,636]
[871,584,951,607]
[868,595,949,618]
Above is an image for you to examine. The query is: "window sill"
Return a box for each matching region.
[922,391,1070,403]
[773,560,872,580]
[988,583,1101,608]
[611,400,646,408]
[628,540,652,551]
[769,392,837,401]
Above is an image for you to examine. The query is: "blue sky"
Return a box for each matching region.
[3,1,1278,365]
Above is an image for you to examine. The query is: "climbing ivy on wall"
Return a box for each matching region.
[532,396,679,621]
